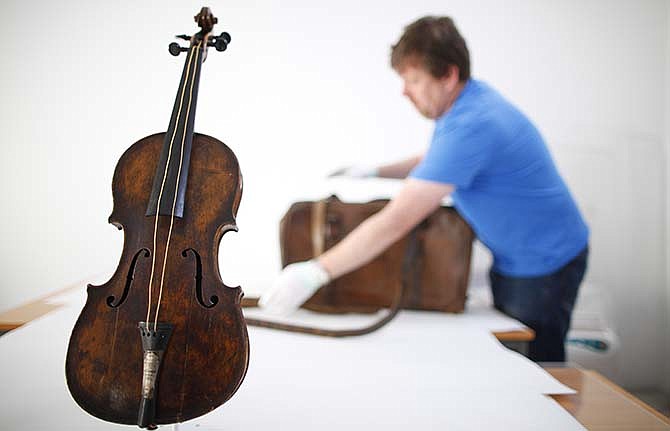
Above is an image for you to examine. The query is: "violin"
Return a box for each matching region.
[66,8,248,429]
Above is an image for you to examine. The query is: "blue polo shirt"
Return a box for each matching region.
[410,79,589,277]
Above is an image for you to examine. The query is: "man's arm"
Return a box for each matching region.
[318,177,453,278]
[376,154,424,179]
[329,153,424,179]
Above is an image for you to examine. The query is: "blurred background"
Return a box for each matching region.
[0,0,667,406]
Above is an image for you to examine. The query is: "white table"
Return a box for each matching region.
[0,284,585,431]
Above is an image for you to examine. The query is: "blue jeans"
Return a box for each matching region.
[489,246,588,362]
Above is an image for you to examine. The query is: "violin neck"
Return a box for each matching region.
[146,42,206,218]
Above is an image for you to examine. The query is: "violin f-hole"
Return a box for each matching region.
[107,248,151,308]
[182,248,218,308]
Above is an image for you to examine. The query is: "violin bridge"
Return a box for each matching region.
[137,322,174,429]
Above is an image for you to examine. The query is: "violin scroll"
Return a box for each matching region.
[168,8,231,56]
[194,7,217,33]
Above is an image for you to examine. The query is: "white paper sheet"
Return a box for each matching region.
[176,312,582,430]
[178,390,583,431]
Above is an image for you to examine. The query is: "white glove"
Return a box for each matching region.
[258,260,331,316]
[328,165,378,178]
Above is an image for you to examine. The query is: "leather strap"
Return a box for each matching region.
[311,199,327,256]
[242,199,420,337]
[242,296,403,337]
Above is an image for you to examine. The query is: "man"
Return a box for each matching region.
[260,16,589,362]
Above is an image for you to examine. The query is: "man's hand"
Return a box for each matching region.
[258,260,331,315]
[328,165,378,178]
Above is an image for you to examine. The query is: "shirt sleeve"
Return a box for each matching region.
[409,118,493,189]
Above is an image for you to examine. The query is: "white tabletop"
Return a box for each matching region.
[0,283,586,431]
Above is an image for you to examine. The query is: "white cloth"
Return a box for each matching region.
[329,165,378,178]
[258,260,330,315]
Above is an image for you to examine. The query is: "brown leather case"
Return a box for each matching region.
[279,195,474,313]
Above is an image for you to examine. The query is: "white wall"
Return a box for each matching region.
[0,0,667,391]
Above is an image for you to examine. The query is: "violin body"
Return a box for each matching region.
[66,132,248,425]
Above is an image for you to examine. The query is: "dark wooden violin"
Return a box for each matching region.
[66,8,248,429]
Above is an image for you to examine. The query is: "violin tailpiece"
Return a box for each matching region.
[137,322,174,429]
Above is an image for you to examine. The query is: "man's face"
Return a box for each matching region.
[399,64,453,119]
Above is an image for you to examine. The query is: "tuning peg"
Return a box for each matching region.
[213,39,227,52]
[212,32,231,52]
[175,34,191,41]
[218,32,231,44]
[168,42,188,56]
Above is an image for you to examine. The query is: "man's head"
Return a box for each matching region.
[391,16,470,119]
[391,16,470,81]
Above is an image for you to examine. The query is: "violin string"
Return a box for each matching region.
[154,41,203,330]
[146,44,198,329]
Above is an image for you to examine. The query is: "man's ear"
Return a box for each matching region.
[446,64,460,82]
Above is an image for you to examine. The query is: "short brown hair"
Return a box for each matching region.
[391,16,470,81]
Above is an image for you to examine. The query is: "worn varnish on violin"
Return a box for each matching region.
[66,8,248,429]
